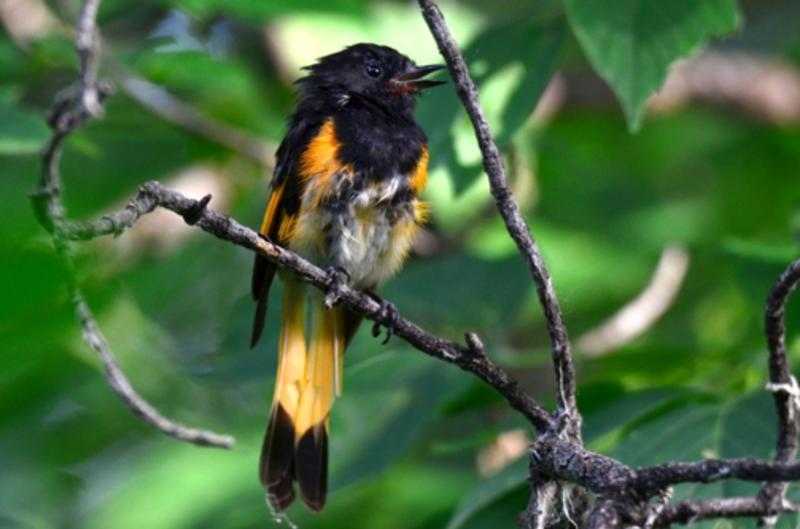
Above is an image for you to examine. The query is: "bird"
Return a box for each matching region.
[250,43,445,513]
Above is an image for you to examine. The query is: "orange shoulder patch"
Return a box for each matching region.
[299,118,350,179]
[409,145,429,195]
[298,118,355,211]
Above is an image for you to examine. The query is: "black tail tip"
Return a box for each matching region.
[304,497,325,513]
[296,425,329,513]
[267,480,296,512]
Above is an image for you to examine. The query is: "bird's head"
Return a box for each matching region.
[297,43,445,114]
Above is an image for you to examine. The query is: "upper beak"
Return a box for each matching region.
[389,64,446,94]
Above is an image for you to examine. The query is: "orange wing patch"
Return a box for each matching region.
[260,182,286,239]
[409,145,429,195]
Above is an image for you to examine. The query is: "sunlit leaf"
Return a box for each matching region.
[563,0,741,130]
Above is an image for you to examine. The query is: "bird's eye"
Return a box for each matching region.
[365,63,382,78]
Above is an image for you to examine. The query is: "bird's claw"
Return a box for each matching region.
[371,296,399,345]
[323,266,350,309]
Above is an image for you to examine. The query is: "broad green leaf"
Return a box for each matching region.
[563,0,741,130]
[613,391,777,526]
[0,102,49,155]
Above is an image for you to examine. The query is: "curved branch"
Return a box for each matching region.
[759,258,800,522]
[417,0,578,429]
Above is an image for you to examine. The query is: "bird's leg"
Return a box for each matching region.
[367,291,399,345]
[323,266,350,309]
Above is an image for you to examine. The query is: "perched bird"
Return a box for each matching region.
[250,43,444,512]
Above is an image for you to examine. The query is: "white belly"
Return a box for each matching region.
[289,174,419,290]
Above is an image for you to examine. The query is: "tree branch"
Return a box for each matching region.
[759,258,800,524]
[75,0,102,117]
[417,0,579,432]
[635,457,800,492]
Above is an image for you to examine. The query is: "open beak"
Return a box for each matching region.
[389,64,446,95]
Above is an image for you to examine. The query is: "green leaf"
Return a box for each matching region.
[0,102,49,155]
[612,391,776,505]
[563,0,741,130]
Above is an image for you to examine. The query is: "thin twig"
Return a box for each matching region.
[417,0,579,432]
[644,487,673,529]
[75,0,102,117]
[759,258,800,524]
[31,0,235,449]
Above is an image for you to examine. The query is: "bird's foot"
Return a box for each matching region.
[323,266,350,309]
[369,292,399,345]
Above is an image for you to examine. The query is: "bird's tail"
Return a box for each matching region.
[259,279,345,512]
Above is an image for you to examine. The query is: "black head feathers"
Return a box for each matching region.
[296,43,444,115]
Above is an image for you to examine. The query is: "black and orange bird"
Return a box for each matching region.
[250,43,445,512]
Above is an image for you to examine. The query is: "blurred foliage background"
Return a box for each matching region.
[2,0,800,528]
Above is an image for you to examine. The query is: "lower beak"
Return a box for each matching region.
[389,64,446,94]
